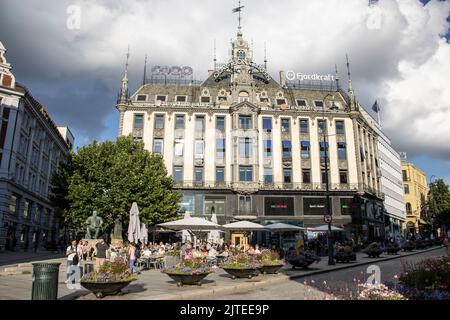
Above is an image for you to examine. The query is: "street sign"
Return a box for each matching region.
[324,215,332,224]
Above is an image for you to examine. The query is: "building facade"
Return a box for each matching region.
[401,162,427,236]
[360,108,406,240]
[117,29,385,243]
[0,40,74,251]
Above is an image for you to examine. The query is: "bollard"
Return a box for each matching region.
[31,263,61,300]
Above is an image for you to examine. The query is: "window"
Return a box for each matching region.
[340,170,348,184]
[262,117,272,131]
[156,95,166,102]
[154,114,164,129]
[340,198,358,216]
[296,100,307,107]
[205,196,225,215]
[302,169,311,184]
[300,119,309,134]
[216,116,225,132]
[406,202,412,215]
[337,142,347,160]
[136,95,147,101]
[264,168,273,183]
[175,115,185,129]
[314,101,324,108]
[336,120,345,134]
[264,197,294,216]
[216,139,225,158]
[195,116,205,132]
[176,95,187,102]
[301,141,310,159]
[174,139,184,156]
[173,166,183,182]
[282,140,291,158]
[239,196,251,213]
[276,99,286,105]
[201,96,211,103]
[260,97,269,103]
[320,141,329,159]
[153,139,163,154]
[239,138,252,158]
[239,115,252,129]
[318,119,327,134]
[239,166,253,182]
[133,114,144,129]
[195,167,203,183]
[283,168,292,183]
[402,170,408,181]
[216,167,225,183]
[404,184,410,194]
[263,140,272,157]
[281,118,290,133]
[23,200,30,219]
[179,195,194,215]
[238,91,249,102]
[195,140,204,159]
[9,193,20,215]
[303,197,326,215]
[237,50,246,60]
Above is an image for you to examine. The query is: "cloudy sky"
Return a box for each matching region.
[0,0,449,183]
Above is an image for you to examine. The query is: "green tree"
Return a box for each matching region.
[427,179,450,229]
[50,136,182,234]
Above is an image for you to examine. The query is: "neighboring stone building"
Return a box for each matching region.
[360,108,406,240]
[117,27,385,243]
[401,162,427,236]
[0,40,74,251]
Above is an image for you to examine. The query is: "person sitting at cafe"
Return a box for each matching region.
[157,245,165,255]
[143,247,152,258]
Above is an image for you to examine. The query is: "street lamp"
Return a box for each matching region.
[320,93,339,265]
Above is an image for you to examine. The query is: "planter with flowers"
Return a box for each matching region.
[357,283,407,300]
[363,242,383,258]
[162,258,212,287]
[222,253,260,279]
[286,250,321,269]
[80,257,137,298]
[257,249,284,274]
[164,251,182,268]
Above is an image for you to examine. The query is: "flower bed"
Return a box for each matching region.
[357,283,407,300]
[398,255,450,299]
[80,257,137,298]
[162,258,212,286]
[222,253,260,279]
[257,249,284,274]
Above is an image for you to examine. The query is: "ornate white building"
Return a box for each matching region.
[117,27,386,243]
[0,40,74,251]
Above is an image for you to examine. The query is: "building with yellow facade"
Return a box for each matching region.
[401,162,427,236]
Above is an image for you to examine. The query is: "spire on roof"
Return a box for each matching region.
[213,39,217,71]
[119,46,130,103]
[232,1,245,37]
[264,42,267,70]
[346,54,354,97]
[335,63,340,89]
[142,54,147,86]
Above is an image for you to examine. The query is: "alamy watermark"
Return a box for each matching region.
[66,4,81,30]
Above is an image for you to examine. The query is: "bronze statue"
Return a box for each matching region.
[85,210,103,239]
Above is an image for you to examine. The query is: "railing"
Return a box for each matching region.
[286,80,338,91]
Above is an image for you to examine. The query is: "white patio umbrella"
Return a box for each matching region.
[208,214,222,244]
[140,223,148,245]
[181,212,192,243]
[265,223,305,232]
[127,202,142,244]
[157,216,222,231]
[222,220,268,231]
[309,225,344,232]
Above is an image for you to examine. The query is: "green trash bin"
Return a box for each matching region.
[31,262,61,300]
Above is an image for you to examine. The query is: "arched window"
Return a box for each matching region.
[238,91,249,102]
[406,203,412,215]
[237,50,246,60]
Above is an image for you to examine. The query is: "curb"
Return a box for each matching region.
[288,246,443,280]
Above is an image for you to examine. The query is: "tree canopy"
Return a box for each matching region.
[50,136,182,234]
[427,178,450,228]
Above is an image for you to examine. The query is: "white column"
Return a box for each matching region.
[272,116,282,184]
[163,112,174,175]
[310,116,320,184]
[142,112,152,153]
[204,113,215,184]
[291,117,301,183]
[345,118,358,184]
[225,114,233,183]
[184,113,194,182]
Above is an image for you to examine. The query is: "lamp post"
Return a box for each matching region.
[321,93,338,265]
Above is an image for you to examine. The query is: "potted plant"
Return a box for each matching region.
[162,258,212,287]
[402,240,415,252]
[363,242,383,258]
[386,243,401,255]
[164,251,181,268]
[334,244,356,263]
[80,257,137,298]
[257,249,284,274]
[286,249,321,269]
[222,253,260,279]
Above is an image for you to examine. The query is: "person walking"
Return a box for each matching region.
[127,244,140,274]
[95,236,109,271]
[65,240,81,283]
[443,236,449,255]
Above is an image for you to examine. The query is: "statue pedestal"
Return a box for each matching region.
[81,239,100,248]
[111,239,124,247]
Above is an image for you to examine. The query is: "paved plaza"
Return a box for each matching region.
[0,246,444,300]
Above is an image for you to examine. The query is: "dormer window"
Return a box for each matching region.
[176,95,187,102]
[201,96,210,103]
[276,99,286,105]
[156,95,166,102]
[136,94,147,101]
[238,91,249,103]
[296,99,307,107]
[314,101,324,108]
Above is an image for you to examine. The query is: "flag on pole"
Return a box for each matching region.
[232,5,244,12]
[372,100,380,113]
